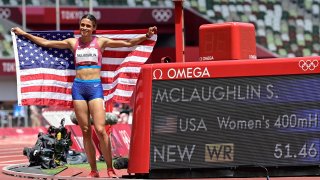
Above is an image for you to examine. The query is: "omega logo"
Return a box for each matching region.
[153,67,211,80]
[153,69,163,80]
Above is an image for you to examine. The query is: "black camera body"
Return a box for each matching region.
[23,118,73,169]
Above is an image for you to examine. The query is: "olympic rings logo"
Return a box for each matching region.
[298,60,319,71]
[152,9,172,22]
[0,8,11,19]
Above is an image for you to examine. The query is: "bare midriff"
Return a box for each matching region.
[75,68,101,80]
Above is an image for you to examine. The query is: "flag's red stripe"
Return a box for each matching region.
[20,74,75,82]
[103,50,151,58]
[101,72,140,84]
[103,84,135,94]
[21,86,72,94]
[103,51,130,58]
[101,62,144,71]
[22,98,73,107]
[111,95,131,104]
[138,40,157,46]
[103,39,156,46]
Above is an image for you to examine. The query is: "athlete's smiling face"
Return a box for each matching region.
[79,18,96,37]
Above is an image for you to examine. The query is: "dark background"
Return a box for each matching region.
[150,74,320,169]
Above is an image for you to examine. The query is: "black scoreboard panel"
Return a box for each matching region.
[150,74,320,169]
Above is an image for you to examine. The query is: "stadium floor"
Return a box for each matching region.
[1,134,320,179]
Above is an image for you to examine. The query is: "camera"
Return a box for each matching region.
[23,118,73,169]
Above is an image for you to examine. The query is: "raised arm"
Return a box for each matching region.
[11,27,74,50]
[100,26,157,48]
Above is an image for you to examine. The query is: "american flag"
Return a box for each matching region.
[11,30,157,107]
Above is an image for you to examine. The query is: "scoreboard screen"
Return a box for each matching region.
[128,57,320,174]
[151,74,320,169]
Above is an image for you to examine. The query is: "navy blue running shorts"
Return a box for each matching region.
[72,78,104,101]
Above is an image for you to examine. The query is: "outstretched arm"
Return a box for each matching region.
[101,26,157,48]
[11,27,73,50]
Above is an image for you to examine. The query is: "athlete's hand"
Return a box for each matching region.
[11,27,26,36]
[146,26,157,38]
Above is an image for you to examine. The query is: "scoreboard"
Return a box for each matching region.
[128,57,320,175]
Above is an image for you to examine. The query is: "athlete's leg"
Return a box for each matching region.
[73,100,97,172]
[89,99,115,176]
